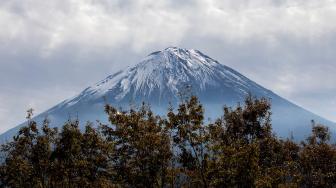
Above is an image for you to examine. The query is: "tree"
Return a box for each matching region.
[102,103,172,187]
[167,96,209,187]
[207,96,272,187]
[0,109,39,188]
[80,124,114,187]
[299,124,336,187]
[1,96,335,188]
[30,118,58,188]
[52,120,85,187]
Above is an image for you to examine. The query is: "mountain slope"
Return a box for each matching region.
[1,47,335,142]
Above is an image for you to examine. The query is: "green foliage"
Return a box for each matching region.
[0,96,335,188]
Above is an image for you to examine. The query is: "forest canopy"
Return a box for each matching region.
[0,95,335,188]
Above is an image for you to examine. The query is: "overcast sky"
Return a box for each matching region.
[0,0,336,133]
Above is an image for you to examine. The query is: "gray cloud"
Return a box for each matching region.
[0,0,336,132]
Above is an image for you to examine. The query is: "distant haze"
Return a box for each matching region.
[0,0,336,133]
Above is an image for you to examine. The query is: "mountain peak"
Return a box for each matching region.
[1,47,335,143]
[143,47,219,69]
[63,47,266,108]
[147,47,190,58]
[162,46,198,55]
[164,46,180,51]
[147,46,186,57]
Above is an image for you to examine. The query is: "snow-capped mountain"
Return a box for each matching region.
[1,47,335,142]
[57,47,272,108]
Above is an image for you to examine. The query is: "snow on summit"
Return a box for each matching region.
[66,47,265,107]
[1,47,335,142]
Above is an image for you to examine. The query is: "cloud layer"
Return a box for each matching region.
[0,0,336,132]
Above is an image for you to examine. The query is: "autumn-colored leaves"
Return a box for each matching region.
[0,96,335,187]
